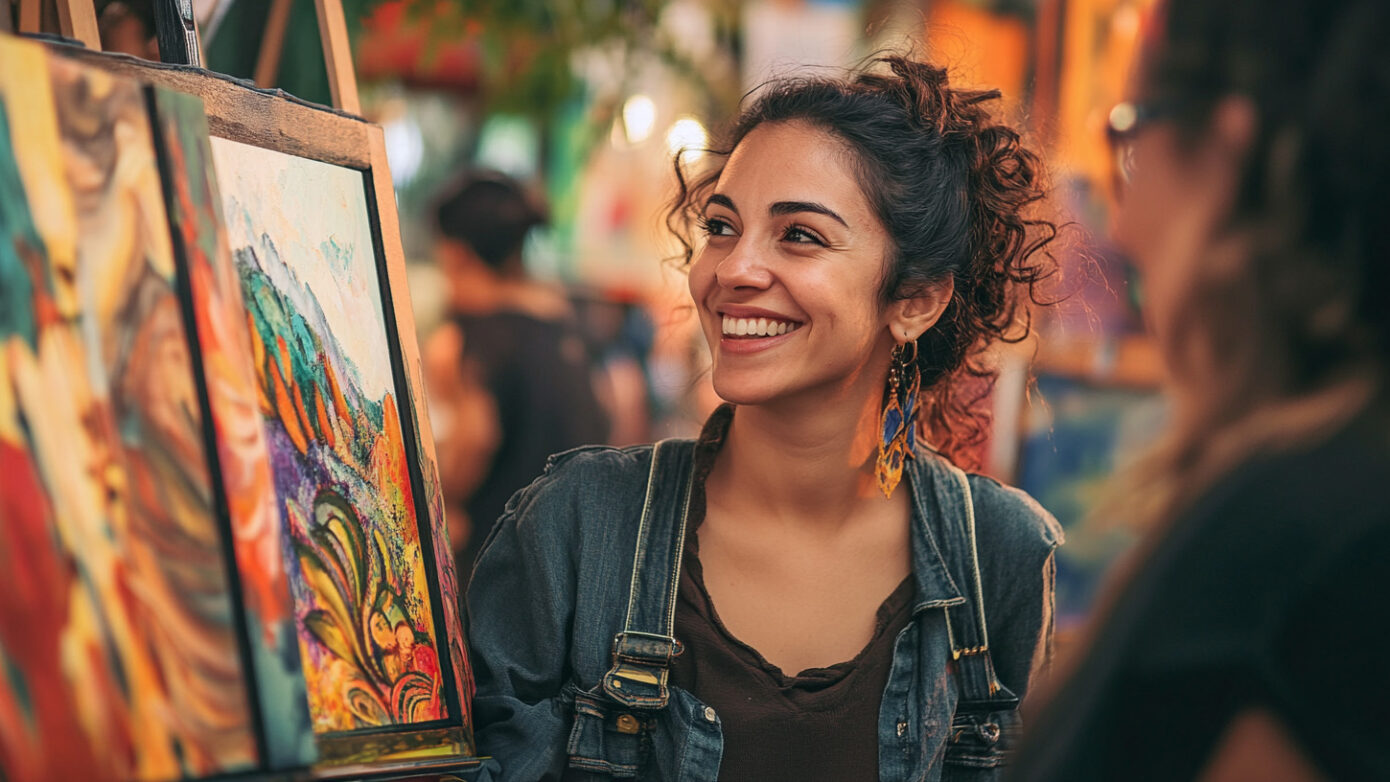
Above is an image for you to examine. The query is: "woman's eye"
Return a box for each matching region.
[782,226,826,246]
[700,216,736,237]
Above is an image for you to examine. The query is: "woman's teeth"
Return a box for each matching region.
[721,316,800,337]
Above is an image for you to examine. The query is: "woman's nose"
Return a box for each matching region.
[714,238,773,290]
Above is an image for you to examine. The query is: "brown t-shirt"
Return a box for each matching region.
[669,405,917,780]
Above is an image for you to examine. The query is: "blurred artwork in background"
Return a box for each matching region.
[0,38,258,782]
[925,0,1031,118]
[210,137,448,733]
[150,88,317,767]
[1016,373,1167,626]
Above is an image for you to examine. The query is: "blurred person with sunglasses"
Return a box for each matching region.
[1011,1,1390,780]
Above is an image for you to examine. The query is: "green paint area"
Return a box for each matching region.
[0,99,47,349]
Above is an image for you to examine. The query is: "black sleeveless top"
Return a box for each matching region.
[668,405,916,780]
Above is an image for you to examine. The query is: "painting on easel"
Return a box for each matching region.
[211,136,453,738]
[2,5,478,770]
[0,36,259,782]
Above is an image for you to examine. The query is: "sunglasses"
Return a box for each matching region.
[1105,100,1174,188]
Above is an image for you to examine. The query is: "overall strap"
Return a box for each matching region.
[601,439,697,710]
[939,463,1019,714]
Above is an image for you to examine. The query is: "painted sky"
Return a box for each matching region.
[209,138,396,402]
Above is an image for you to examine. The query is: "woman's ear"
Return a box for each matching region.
[889,277,955,342]
[1201,95,1258,227]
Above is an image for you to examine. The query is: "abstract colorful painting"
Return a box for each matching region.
[149,88,317,768]
[0,37,257,781]
[210,136,450,734]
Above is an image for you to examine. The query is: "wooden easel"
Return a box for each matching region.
[253,0,359,113]
[17,0,100,50]
[14,0,361,114]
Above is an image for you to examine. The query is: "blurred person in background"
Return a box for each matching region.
[96,0,159,60]
[466,56,1062,781]
[572,290,658,446]
[1011,0,1390,779]
[423,171,609,586]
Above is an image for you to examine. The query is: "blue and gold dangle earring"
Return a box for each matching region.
[877,337,921,498]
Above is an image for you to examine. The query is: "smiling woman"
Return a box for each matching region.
[465,56,1063,782]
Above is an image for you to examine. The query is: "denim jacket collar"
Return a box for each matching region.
[906,459,970,612]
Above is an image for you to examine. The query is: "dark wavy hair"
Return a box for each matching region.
[434,171,547,271]
[667,56,1058,467]
[1143,0,1390,394]
[1114,0,1390,526]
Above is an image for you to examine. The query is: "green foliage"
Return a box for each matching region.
[385,0,723,119]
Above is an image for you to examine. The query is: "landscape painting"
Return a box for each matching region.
[210,136,450,735]
[0,37,257,782]
[150,88,316,768]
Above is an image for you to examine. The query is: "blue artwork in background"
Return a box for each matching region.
[1017,373,1167,627]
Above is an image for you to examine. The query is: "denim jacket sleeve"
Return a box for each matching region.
[465,468,578,780]
[465,446,652,782]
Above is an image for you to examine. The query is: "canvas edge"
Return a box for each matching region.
[365,124,478,757]
[142,82,272,773]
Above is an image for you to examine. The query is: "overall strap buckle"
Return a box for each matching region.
[602,631,686,709]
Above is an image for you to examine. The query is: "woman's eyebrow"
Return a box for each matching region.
[705,194,848,228]
[769,200,847,227]
[706,193,737,213]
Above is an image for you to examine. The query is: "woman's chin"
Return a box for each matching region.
[710,377,778,407]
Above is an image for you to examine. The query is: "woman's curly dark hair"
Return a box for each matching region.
[668,56,1058,468]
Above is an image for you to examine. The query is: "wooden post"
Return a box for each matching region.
[17,0,42,35]
[55,0,101,49]
[314,0,360,114]
[153,0,201,66]
[253,0,292,88]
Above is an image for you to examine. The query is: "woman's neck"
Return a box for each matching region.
[446,263,507,313]
[706,389,891,531]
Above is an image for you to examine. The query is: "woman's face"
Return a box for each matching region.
[688,121,898,407]
[1111,86,1253,350]
[1111,119,1209,347]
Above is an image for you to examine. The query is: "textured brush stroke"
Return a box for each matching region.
[49,54,258,778]
[210,136,447,734]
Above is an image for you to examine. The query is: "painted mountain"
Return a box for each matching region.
[210,137,447,734]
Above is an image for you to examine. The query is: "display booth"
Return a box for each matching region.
[0,3,481,779]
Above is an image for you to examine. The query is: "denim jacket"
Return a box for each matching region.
[467,428,1061,782]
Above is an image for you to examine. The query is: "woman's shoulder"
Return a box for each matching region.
[494,440,702,541]
[965,472,1065,552]
[505,443,659,515]
[909,451,1061,584]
